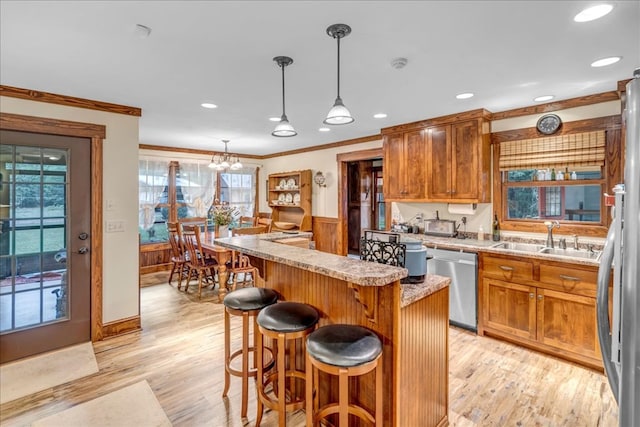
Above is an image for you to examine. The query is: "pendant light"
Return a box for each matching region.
[272,56,297,137]
[324,23,354,125]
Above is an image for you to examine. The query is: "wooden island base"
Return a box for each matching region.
[251,258,450,427]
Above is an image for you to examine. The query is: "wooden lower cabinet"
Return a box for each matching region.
[479,253,602,370]
[536,288,600,361]
[483,279,536,340]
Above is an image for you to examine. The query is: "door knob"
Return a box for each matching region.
[78,232,89,240]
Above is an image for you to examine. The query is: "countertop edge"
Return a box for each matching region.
[401,275,450,308]
[214,235,408,286]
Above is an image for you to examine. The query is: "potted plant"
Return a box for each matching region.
[208,199,239,237]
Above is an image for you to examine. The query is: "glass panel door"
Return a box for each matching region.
[1,131,91,363]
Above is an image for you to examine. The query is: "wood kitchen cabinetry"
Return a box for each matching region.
[479,253,603,370]
[382,129,426,200]
[426,120,490,202]
[268,169,312,231]
[381,109,491,204]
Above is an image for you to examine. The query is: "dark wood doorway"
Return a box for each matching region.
[337,148,385,256]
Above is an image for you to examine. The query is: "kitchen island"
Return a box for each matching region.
[215,234,450,427]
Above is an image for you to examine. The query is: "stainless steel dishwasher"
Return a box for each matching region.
[426,248,477,331]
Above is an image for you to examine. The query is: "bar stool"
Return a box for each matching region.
[305,324,383,426]
[222,287,278,418]
[256,302,320,427]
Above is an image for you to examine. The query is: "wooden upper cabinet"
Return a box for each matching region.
[381,109,491,203]
[426,119,490,202]
[383,130,426,200]
[425,125,450,199]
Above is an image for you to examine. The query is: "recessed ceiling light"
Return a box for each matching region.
[201,102,217,109]
[456,92,474,99]
[319,127,330,132]
[269,117,281,122]
[574,4,613,22]
[373,113,388,119]
[591,56,622,67]
[534,95,554,102]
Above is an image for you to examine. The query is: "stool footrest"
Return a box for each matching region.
[258,370,307,413]
[315,403,375,424]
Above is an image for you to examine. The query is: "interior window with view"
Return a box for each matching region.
[506,168,602,222]
[500,131,605,224]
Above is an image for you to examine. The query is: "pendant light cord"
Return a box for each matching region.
[281,63,286,116]
[336,35,341,98]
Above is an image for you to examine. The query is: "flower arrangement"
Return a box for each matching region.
[208,200,239,227]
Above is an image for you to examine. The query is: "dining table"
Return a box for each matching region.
[199,231,233,302]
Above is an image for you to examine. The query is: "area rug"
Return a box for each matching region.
[31,380,172,427]
[0,342,98,404]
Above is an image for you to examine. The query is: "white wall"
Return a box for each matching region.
[1,96,140,323]
[259,139,383,218]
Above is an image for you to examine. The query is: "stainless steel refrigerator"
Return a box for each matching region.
[597,69,640,426]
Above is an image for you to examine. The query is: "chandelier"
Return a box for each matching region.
[208,140,242,170]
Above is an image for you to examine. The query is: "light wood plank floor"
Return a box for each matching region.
[1,272,618,426]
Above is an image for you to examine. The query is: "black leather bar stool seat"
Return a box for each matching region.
[222,287,278,419]
[256,301,319,427]
[305,324,383,426]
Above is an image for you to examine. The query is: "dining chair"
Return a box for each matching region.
[256,217,273,233]
[179,216,208,233]
[167,221,189,290]
[238,216,257,227]
[181,224,219,298]
[225,227,264,290]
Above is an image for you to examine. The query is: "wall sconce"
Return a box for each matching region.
[314,171,327,187]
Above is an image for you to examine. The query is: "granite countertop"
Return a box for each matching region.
[400,275,450,308]
[214,234,408,286]
[400,233,602,267]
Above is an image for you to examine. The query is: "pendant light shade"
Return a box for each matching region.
[272,56,297,137]
[324,23,354,125]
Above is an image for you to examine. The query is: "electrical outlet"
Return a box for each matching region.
[106,220,125,233]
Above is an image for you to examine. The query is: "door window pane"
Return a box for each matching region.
[0,145,69,334]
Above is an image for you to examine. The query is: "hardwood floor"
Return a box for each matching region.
[1,272,618,426]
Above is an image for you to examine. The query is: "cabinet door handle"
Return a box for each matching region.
[529,292,534,299]
[559,274,580,282]
[538,294,543,300]
[499,265,514,271]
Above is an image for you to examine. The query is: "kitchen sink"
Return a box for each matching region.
[538,247,601,260]
[491,242,546,252]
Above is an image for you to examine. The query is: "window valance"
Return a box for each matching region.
[499,130,605,171]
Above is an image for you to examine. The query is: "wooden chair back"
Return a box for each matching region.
[181,224,206,267]
[179,217,208,232]
[232,225,267,236]
[238,216,257,227]
[256,217,272,233]
[167,221,183,258]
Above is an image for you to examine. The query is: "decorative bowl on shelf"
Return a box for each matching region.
[271,200,279,205]
[274,221,297,230]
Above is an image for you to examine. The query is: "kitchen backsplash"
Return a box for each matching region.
[392,201,605,248]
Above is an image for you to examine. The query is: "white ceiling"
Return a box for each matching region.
[1,1,638,156]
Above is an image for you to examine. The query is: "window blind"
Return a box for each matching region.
[499,131,605,171]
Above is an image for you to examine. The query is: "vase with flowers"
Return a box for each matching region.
[208,199,239,237]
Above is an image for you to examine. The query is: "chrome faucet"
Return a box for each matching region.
[559,238,567,249]
[544,220,560,248]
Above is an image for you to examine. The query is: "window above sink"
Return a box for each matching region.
[491,115,623,238]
